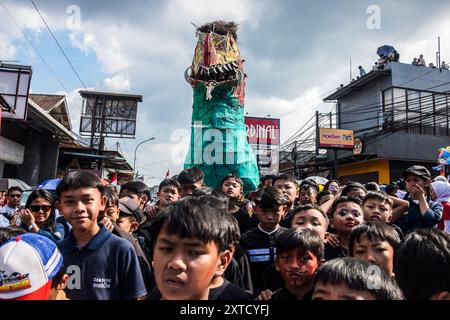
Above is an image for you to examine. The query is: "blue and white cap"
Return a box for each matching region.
[0,233,63,299]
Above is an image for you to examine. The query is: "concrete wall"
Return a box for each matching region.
[39,140,59,182]
[1,120,58,185]
[339,75,392,133]
[17,133,42,186]
[374,131,447,161]
[390,62,450,92]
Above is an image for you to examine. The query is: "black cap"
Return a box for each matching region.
[119,197,146,224]
[402,165,431,180]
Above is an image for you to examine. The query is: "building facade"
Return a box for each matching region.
[323,62,450,184]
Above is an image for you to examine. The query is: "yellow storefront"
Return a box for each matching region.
[338,159,390,185]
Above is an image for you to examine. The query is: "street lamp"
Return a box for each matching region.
[133,137,155,179]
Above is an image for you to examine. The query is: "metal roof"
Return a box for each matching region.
[79,90,143,102]
[323,69,391,101]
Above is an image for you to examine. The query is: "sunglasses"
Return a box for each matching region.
[29,205,52,213]
[9,194,21,198]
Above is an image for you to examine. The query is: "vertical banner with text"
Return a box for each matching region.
[245,117,280,176]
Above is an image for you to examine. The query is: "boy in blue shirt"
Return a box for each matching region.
[56,171,147,300]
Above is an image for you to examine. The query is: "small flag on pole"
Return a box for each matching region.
[111,173,118,186]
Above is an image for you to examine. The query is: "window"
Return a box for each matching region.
[393,88,407,124]
[421,92,433,135]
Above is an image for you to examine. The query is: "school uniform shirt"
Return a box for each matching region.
[240,225,287,294]
[271,286,313,301]
[231,206,253,235]
[58,225,147,300]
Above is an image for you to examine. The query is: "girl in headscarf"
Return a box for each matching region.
[431,181,450,233]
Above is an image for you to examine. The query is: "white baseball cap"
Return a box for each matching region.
[0,233,63,300]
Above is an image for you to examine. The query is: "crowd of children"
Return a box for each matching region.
[0,164,449,300]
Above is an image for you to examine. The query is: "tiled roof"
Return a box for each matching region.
[29,94,65,112]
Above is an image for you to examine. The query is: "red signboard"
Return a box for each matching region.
[245,117,280,145]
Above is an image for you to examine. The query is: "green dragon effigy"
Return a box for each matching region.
[184,21,259,192]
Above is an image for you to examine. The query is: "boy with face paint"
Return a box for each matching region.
[324,197,364,260]
[257,228,324,300]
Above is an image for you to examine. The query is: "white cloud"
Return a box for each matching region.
[5,0,450,186]
[165,0,277,29]
[69,30,129,74]
[0,33,17,59]
[68,32,95,54]
[103,74,131,92]
[247,86,323,143]
[56,87,88,134]
[397,18,450,66]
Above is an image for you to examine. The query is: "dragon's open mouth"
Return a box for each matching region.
[190,61,242,83]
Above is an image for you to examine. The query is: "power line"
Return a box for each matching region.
[282,66,441,148]
[30,0,88,89]
[0,0,71,93]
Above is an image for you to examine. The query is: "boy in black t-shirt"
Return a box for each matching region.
[240,186,288,294]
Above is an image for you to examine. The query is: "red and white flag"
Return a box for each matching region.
[111,173,118,186]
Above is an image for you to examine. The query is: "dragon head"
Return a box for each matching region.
[185,21,246,104]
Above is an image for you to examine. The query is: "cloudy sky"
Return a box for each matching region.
[2,0,450,186]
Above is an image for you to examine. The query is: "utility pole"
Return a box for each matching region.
[315,111,320,176]
[133,137,155,179]
[437,36,441,69]
[349,58,352,82]
[330,112,338,180]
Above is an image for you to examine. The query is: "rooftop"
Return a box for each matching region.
[323,68,391,101]
[29,94,65,112]
[79,90,143,102]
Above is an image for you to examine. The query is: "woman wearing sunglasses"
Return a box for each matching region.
[18,189,65,243]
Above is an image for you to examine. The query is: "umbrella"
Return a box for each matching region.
[304,176,329,185]
[0,178,31,191]
[377,45,396,58]
[37,178,61,190]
